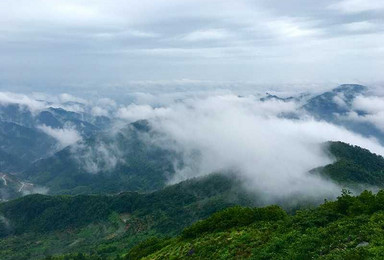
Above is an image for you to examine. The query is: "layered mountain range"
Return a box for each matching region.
[0,84,383,201]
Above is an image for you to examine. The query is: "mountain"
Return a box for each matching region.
[259,93,296,102]
[0,103,35,127]
[14,122,384,199]
[1,141,383,259]
[21,120,178,195]
[0,172,44,202]
[260,84,384,144]
[132,190,384,260]
[0,102,115,200]
[0,103,110,138]
[303,84,367,120]
[1,84,383,201]
[0,149,26,173]
[0,173,256,259]
[42,107,109,136]
[315,141,384,188]
[0,103,111,172]
[303,84,384,143]
[0,120,57,169]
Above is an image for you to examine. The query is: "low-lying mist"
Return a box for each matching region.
[117,94,384,202]
[2,88,384,203]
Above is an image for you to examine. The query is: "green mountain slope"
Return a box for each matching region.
[22,190,384,260]
[316,141,384,187]
[130,190,384,259]
[22,121,177,195]
[0,121,57,169]
[0,174,256,259]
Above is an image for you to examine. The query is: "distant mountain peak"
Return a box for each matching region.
[302,84,368,121]
[332,84,367,94]
[130,119,151,132]
[260,93,295,102]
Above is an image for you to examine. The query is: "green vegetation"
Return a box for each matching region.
[33,190,384,259]
[181,205,287,239]
[2,119,177,201]
[317,141,384,187]
[0,174,255,259]
[131,190,384,259]
[22,122,177,195]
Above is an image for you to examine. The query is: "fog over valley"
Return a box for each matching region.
[1,84,384,203]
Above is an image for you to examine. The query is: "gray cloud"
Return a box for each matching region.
[328,0,384,14]
[0,0,382,87]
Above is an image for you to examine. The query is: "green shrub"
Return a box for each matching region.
[182,205,287,238]
[124,237,170,260]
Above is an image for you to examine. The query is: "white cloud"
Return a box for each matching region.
[333,93,348,108]
[181,29,231,42]
[38,125,82,148]
[116,104,170,122]
[59,93,88,104]
[353,95,384,113]
[136,94,384,201]
[0,92,45,112]
[0,91,118,123]
[128,30,159,38]
[72,140,122,174]
[21,185,49,196]
[93,30,159,40]
[329,0,384,14]
[268,19,321,38]
[342,21,377,32]
[3,87,383,202]
[89,97,117,117]
[343,95,384,133]
[363,112,384,132]
[91,106,109,117]
[344,110,384,133]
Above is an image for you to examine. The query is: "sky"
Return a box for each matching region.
[0,0,383,91]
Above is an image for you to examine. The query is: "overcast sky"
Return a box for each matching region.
[0,0,383,91]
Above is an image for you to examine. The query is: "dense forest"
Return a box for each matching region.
[127,189,384,259]
[317,141,384,187]
[0,174,256,259]
[21,190,384,259]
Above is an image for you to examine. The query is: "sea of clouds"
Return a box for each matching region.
[1,84,384,201]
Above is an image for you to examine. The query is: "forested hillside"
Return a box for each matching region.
[0,174,255,259]
[21,120,177,195]
[130,190,384,259]
[317,141,384,187]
